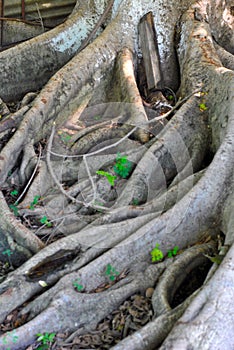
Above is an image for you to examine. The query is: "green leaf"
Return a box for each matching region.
[113,154,132,179]
[2,249,13,257]
[105,264,119,281]
[30,195,41,209]
[172,246,179,255]
[36,334,44,342]
[106,174,116,186]
[167,250,173,258]
[40,216,52,227]
[10,189,18,197]
[105,263,112,275]
[40,216,47,224]
[151,244,164,262]
[199,103,208,111]
[9,204,19,216]
[73,279,84,291]
[132,198,139,206]
[96,170,116,186]
[48,333,56,342]
[37,346,49,350]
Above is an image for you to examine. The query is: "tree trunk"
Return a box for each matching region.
[0,0,233,349]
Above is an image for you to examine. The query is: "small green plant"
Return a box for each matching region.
[2,249,13,257]
[94,115,102,120]
[132,198,139,206]
[29,195,40,210]
[96,170,117,186]
[9,203,19,216]
[199,102,208,111]
[58,130,72,143]
[2,249,13,267]
[36,332,56,350]
[62,133,72,142]
[10,189,18,197]
[40,216,52,227]
[151,244,164,262]
[167,246,179,258]
[73,278,84,292]
[113,153,132,179]
[105,264,120,281]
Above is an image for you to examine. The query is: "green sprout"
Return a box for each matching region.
[2,249,13,268]
[132,198,139,206]
[9,203,19,216]
[2,249,13,258]
[73,278,84,292]
[40,216,52,227]
[10,189,18,197]
[151,244,164,262]
[58,130,72,143]
[61,133,72,142]
[36,332,56,350]
[199,103,208,111]
[113,153,132,179]
[96,170,117,187]
[105,264,120,282]
[29,195,41,210]
[167,246,179,258]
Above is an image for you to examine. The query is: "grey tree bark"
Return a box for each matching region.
[0,0,233,349]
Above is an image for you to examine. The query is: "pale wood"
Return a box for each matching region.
[139,11,163,91]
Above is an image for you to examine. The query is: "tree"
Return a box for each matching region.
[0,0,233,349]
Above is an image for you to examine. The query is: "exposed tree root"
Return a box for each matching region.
[160,241,234,349]
[0,1,114,102]
[0,0,233,349]
[152,241,216,317]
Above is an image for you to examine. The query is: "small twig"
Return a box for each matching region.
[50,123,138,159]
[46,124,85,205]
[46,123,109,212]
[33,210,95,236]
[35,2,44,31]
[146,88,202,125]
[0,16,50,27]
[70,115,124,143]
[46,89,201,212]
[50,89,201,160]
